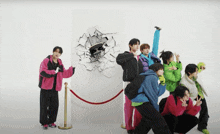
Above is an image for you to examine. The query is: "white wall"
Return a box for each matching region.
[0,1,73,128]
[71,9,126,124]
[1,0,220,130]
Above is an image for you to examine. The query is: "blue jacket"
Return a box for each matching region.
[131,69,166,111]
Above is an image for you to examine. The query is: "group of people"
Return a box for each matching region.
[116,26,209,134]
[37,27,209,134]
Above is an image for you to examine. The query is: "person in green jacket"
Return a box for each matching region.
[159,50,182,94]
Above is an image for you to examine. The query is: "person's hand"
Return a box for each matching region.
[195,96,202,106]
[168,66,177,70]
[172,66,177,70]
[175,53,180,63]
[159,75,165,85]
[55,67,59,73]
[180,98,188,107]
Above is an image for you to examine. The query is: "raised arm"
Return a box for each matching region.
[152,29,160,56]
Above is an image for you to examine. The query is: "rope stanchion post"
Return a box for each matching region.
[121,89,126,129]
[58,82,72,130]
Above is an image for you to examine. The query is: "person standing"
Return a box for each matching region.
[159,51,182,94]
[116,38,143,134]
[38,46,75,129]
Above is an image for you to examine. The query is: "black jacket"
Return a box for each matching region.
[116,51,143,82]
[116,51,145,100]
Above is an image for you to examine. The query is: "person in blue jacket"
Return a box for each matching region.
[132,63,171,134]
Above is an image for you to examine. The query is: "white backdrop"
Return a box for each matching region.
[0,0,220,133]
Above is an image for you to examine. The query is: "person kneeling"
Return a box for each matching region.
[161,86,202,134]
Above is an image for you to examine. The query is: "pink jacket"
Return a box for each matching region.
[38,55,75,91]
[161,95,201,117]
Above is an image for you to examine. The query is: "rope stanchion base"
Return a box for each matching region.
[58,125,72,130]
[120,123,126,129]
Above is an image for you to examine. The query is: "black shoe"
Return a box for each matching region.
[127,130,134,134]
[155,26,161,30]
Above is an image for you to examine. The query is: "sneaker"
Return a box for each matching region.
[201,129,210,134]
[155,26,162,30]
[49,123,57,128]
[43,124,48,129]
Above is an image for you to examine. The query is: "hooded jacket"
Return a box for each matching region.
[180,74,207,100]
[163,61,182,92]
[38,55,75,91]
[131,69,166,111]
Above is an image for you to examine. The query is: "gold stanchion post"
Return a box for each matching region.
[58,82,72,130]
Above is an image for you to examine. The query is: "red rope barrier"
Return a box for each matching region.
[69,88,124,105]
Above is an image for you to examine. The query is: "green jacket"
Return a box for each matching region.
[163,61,182,92]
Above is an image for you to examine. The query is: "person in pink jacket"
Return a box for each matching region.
[38,46,75,129]
[161,86,202,134]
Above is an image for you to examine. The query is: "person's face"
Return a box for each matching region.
[156,69,164,76]
[129,42,140,52]
[141,48,150,55]
[168,55,174,63]
[189,68,198,78]
[182,90,190,101]
[53,49,61,59]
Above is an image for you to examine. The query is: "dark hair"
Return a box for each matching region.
[53,46,63,54]
[173,85,190,98]
[140,43,150,51]
[159,50,173,64]
[149,63,164,72]
[185,64,198,76]
[128,38,140,50]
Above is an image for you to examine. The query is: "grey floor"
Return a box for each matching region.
[1,122,219,134]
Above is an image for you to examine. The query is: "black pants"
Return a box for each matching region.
[134,102,171,134]
[163,114,198,134]
[40,89,59,125]
[197,97,209,131]
[169,91,174,95]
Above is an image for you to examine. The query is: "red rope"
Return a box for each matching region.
[69,89,124,105]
